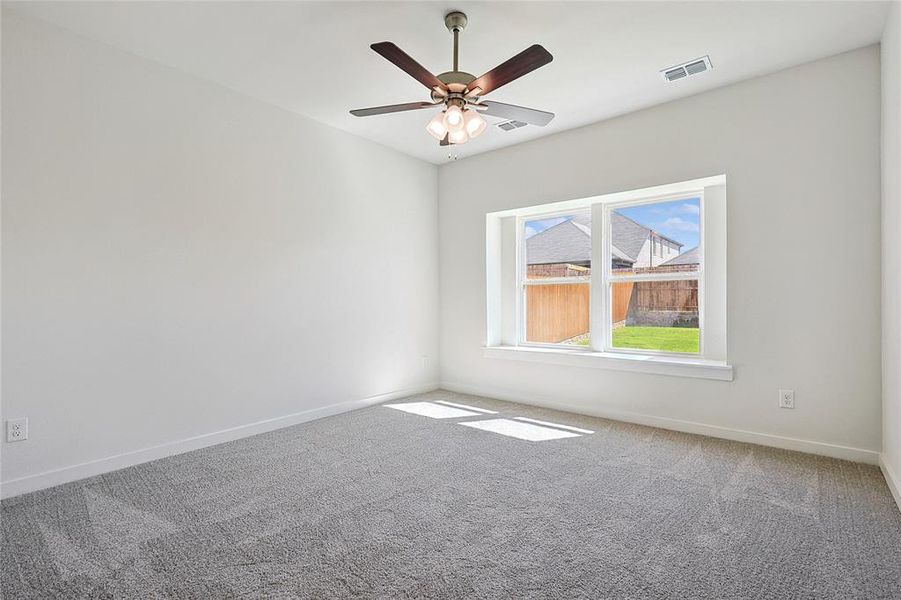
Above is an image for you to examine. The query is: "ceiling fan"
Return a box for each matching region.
[350,11,554,146]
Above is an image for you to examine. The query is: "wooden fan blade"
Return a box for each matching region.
[439,133,450,146]
[350,102,439,117]
[371,42,448,92]
[476,100,554,126]
[467,45,553,97]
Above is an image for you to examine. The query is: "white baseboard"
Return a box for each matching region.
[0,383,438,500]
[441,381,880,465]
[880,455,901,513]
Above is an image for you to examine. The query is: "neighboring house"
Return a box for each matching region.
[660,245,699,268]
[526,212,694,274]
[608,213,683,269]
[525,218,591,278]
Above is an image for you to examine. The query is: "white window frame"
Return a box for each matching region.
[598,192,705,358]
[486,174,731,381]
[516,208,593,350]
[514,192,705,358]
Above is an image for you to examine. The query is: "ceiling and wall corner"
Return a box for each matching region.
[4,1,892,164]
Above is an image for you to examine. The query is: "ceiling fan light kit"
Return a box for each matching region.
[350,11,555,147]
[426,111,448,140]
[444,103,465,130]
[464,108,487,138]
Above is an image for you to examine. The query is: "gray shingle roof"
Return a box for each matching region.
[661,246,699,266]
[526,211,688,266]
[526,220,591,265]
[610,212,650,261]
[611,243,632,263]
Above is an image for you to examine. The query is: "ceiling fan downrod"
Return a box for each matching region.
[431,11,477,104]
[445,11,467,73]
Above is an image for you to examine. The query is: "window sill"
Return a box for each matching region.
[482,345,733,381]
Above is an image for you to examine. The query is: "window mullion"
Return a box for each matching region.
[590,203,606,352]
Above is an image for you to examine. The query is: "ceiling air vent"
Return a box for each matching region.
[496,120,528,132]
[661,55,713,82]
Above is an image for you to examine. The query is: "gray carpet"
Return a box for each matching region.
[3,390,900,599]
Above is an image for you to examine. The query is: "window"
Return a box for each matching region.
[487,175,729,379]
[520,211,591,346]
[606,197,701,354]
[519,197,701,354]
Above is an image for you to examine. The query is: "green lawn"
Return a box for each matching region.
[614,326,699,353]
[574,326,700,353]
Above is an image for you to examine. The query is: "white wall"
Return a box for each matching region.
[439,46,883,461]
[882,1,901,505]
[1,13,439,495]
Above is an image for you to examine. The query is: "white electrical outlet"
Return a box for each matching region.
[779,389,795,409]
[7,418,28,442]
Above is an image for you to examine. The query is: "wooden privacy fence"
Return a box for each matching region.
[631,279,698,311]
[527,279,698,342]
[611,282,634,325]
[526,284,589,343]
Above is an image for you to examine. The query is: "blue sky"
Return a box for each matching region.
[525,197,700,251]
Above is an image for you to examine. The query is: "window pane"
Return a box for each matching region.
[525,283,590,345]
[525,211,591,280]
[611,279,699,353]
[610,198,700,276]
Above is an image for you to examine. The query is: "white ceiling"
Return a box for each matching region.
[8,1,891,165]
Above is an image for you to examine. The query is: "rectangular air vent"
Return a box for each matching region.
[496,120,528,132]
[661,55,713,82]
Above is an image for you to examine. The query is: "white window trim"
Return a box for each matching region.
[516,191,704,358]
[516,207,592,350]
[482,345,733,381]
[485,174,731,381]
[597,192,705,358]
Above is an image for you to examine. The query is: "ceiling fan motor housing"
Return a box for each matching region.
[431,71,476,102]
[444,11,467,33]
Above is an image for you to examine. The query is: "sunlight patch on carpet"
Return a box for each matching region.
[513,417,594,434]
[434,400,498,414]
[384,402,481,419]
[460,418,583,441]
